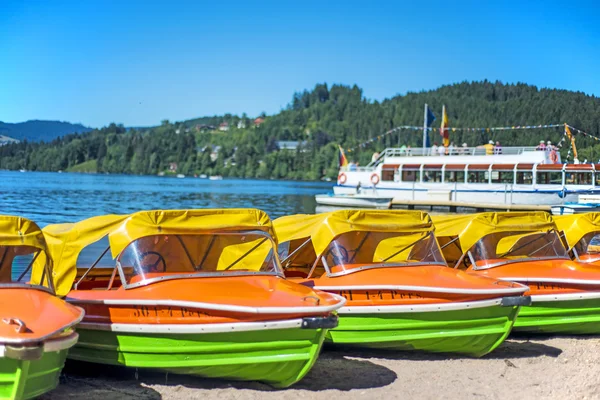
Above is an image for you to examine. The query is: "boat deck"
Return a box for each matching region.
[389,199,552,213]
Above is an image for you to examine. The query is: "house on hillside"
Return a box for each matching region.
[195,124,216,132]
[253,117,265,127]
[210,146,222,162]
[218,122,230,132]
[276,140,307,152]
[169,162,178,172]
[237,120,246,129]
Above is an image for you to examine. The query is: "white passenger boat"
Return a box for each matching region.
[330,146,600,208]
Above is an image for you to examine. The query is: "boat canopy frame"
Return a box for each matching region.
[0,215,55,293]
[116,230,283,290]
[274,210,445,279]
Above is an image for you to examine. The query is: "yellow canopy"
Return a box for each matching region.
[40,209,274,296]
[34,214,128,296]
[432,212,556,255]
[0,215,46,250]
[274,210,434,257]
[555,213,600,250]
[0,215,50,285]
[108,209,273,258]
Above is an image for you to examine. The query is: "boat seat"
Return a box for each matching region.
[285,270,309,278]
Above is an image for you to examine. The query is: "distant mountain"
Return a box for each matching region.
[0,120,93,142]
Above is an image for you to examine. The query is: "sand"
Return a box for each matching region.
[41,335,600,400]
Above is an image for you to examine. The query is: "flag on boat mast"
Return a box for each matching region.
[338,145,349,167]
[440,105,449,147]
[423,104,436,149]
[564,124,579,164]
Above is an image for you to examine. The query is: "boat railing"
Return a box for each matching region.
[372,146,539,161]
[340,146,549,172]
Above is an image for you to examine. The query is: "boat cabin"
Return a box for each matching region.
[0,215,54,291]
[555,214,600,264]
[42,210,283,296]
[433,213,569,270]
[274,210,446,279]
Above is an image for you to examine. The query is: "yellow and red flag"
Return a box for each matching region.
[440,105,449,147]
[338,145,349,167]
[565,124,578,161]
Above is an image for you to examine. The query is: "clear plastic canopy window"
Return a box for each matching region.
[116,231,281,286]
[467,230,569,269]
[0,245,53,290]
[280,230,446,277]
[572,232,600,263]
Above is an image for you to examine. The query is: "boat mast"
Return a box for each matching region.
[423,104,428,152]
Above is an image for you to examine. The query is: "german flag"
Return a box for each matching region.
[338,145,349,167]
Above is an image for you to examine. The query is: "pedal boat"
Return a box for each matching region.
[433,212,600,334]
[0,215,83,400]
[42,209,345,388]
[273,210,529,357]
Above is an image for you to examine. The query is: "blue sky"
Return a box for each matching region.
[1,0,599,127]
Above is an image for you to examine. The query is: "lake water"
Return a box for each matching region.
[0,171,334,226]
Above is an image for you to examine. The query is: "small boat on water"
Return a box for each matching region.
[433,212,600,334]
[42,209,344,388]
[209,175,223,180]
[315,193,392,209]
[273,210,529,357]
[0,215,83,400]
[176,174,185,178]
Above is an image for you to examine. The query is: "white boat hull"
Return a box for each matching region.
[315,194,392,209]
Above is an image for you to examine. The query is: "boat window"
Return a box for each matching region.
[0,245,44,284]
[467,171,488,183]
[572,232,600,263]
[73,236,118,290]
[319,231,446,275]
[491,171,514,184]
[381,166,396,182]
[536,171,562,185]
[401,169,419,182]
[596,173,600,186]
[444,170,465,183]
[117,232,280,286]
[423,169,442,183]
[437,236,465,269]
[278,237,320,278]
[76,236,114,269]
[467,230,569,269]
[516,171,533,184]
[565,172,592,185]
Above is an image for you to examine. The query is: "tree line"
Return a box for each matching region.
[2,80,600,179]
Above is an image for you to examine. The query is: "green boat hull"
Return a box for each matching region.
[327,304,520,357]
[0,349,69,400]
[69,326,328,388]
[514,297,600,334]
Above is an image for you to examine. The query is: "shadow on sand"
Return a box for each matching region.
[52,354,397,398]
[323,337,563,362]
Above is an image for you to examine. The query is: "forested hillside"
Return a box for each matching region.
[2,81,600,180]
[0,120,92,142]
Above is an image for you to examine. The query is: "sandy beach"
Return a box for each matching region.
[42,335,600,400]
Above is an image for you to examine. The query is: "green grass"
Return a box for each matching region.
[66,159,97,173]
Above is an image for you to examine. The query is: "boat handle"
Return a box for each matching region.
[302,296,320,305]
[3,318,28,333]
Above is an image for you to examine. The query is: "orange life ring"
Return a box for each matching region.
[370,173,380,185]
[338,173,347,184]
[550,150,558,164]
